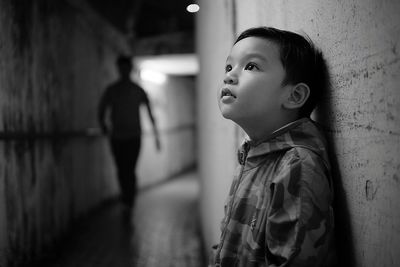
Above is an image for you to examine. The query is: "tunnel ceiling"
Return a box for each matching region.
[86,0,195,38]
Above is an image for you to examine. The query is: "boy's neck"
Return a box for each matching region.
[244,115,301,144]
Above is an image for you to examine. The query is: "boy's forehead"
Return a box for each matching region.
[229,37,280,60]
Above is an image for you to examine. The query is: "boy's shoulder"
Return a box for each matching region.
[245,118,331,182]
[271,145,332,199]
[274,145,329,177]
[276,118,330,168]
[286,145,327,165]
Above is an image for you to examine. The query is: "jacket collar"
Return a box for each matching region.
[241,117,330,169]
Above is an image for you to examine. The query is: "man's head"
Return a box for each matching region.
[218,27,329,140]
[116,55,133,78]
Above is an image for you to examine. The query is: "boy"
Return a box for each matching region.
[214,27,336,266]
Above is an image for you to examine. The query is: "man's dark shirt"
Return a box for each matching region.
[99,80,149,139]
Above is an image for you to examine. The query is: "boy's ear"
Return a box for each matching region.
[283,83,310,109]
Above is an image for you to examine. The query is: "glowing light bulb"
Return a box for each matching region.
[186,4,200,13]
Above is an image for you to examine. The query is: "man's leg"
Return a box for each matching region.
[129,137,141,207]
[110,137,141,207]
[110,138,132,206]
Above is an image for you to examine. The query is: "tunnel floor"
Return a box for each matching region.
[36,171,206,267]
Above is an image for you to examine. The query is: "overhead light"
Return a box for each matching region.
[135,54,199,76]
[140,69,167,84]
[186,4,200,13]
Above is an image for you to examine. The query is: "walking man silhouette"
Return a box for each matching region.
[98,55,160,208]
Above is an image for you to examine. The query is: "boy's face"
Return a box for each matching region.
[218,37,290,129]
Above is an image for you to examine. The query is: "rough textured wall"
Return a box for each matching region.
[137,76,197,187]
[197,0,400,266]
[0,0,130,265]
[196,0,239,251]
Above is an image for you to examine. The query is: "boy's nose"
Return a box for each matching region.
[224,73,238,85]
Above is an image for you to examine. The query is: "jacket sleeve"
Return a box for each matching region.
[265,148,333,267]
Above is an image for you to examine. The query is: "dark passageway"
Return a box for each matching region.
[0,0,200,265]
[1,0,400,266]
[36,172,205,267]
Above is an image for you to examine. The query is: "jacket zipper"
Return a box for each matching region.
[215,141,250,266]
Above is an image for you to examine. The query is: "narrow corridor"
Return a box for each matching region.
[36,171,205,267]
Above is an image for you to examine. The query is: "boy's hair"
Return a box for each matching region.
[235,27,330,117]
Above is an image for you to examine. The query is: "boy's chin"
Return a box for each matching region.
[219,106,242,124]
[219,105,232,117]
[221,111,239,124]
[220,110,233,120]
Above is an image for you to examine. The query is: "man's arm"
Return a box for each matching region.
[265,149,334,267]
[144,98,161,151]
[98,89,110,135]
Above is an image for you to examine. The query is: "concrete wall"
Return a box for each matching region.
[196,0,400,266]
[195,0,239,255]
[0,0,129,265]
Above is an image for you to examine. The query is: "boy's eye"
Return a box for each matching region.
[244,63,258,71]
[225,64,232,73]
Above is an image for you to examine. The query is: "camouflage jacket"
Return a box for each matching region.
[214,118,336,267]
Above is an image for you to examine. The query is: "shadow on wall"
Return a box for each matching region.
[315,93,355,267]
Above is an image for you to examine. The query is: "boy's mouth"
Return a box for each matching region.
[221,88,236,99]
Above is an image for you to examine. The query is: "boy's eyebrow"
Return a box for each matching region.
[226,52,268,62]
[242,52,268,61]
